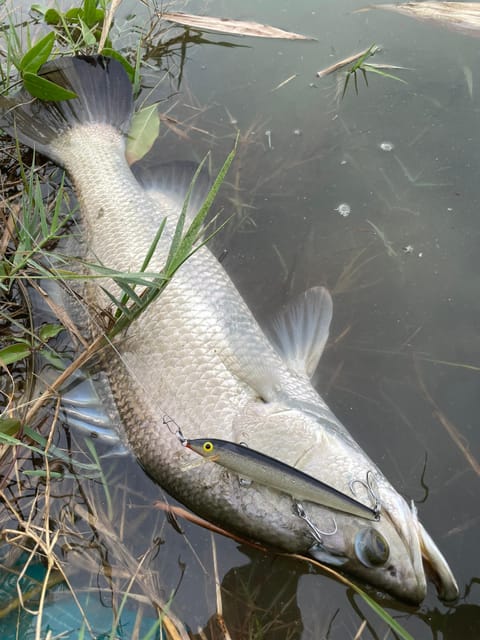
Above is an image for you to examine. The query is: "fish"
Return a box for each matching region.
[185,437,379,520]
[0,54,459,604]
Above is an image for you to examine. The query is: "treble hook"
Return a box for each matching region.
[162,414,187,445]
[294,501,337,545]
[349,470,381,519]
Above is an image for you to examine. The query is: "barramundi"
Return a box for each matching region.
[0,55,459,604]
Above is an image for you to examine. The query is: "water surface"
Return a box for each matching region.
[1,0,480,637]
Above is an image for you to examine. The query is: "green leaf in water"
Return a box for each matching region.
[23,469,64,478]
[0,418,22,436]
[38,323,64,342]
[100,47,135,82]
[30,4,47,15]
[348,581,415,640]
[22,72,78,101]
[125,104,160,164]
[44,8,62,25]
[79,18,98,46]
[65,7,82,22]
[83,0,97,26]
[0,343,31,365]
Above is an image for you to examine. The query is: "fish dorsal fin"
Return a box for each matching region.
[131,149,211,219]
[271,286,333,378]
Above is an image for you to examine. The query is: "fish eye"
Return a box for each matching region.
[203,441,214,453]
[354,527,390,568]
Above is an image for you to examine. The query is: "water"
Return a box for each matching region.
[1,0,480,637]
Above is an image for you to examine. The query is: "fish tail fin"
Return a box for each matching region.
[0,55,133,164]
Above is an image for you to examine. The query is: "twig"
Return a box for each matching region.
[211,533,233,640]
[24,333,106,424]
[415,359,480,477]
[153,501,269,552]
[98,0,122,52]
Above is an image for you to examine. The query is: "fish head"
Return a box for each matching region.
[309,488,459,604]
[231,399,458,604]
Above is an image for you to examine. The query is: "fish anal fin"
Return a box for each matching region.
[57,367,127,453]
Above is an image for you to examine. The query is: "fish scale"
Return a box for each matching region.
[0,54,459,604]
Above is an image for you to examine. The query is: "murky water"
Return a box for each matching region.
[1,0,480,638]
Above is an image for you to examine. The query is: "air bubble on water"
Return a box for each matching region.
[293,129,302,136]
[335,203,351,217]
[379,141,394,152]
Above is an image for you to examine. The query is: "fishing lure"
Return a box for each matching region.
[185,438,379,521]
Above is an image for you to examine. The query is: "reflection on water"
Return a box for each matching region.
[1,0,480,637]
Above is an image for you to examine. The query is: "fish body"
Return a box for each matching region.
[1,55,458,604]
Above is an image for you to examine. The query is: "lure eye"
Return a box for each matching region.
[203,441,214,453]
[354,527,390,568]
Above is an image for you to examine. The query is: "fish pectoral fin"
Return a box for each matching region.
[234,359,283,402]
[271,286,333,378]
[308,543,349,567]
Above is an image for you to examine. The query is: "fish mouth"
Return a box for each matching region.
[417,521,459,603]
[387,500,458,603]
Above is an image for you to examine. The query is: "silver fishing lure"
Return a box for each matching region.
[185,437,379,520]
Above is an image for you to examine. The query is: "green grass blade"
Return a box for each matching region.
[84,439,113,519]
[167,139,237,275]
[139,217,167,274]
[165,153,210,267]
[348,582,415,640]
[19,31,54,74]
[363,64,408,84]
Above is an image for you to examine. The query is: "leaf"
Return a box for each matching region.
[65,8,82,22]
[166,157,209,268]
[38,323,64,342]
[0,343,31,366]
[22,72,78,101]
[161,12,315,40]
[317,44,380,78]
[23,469,64,478]
[363,64,408,84]
[125,104,160,164]
[19,32,55,74]
[0,418,21,436]
[83,0,99,27]
[30,4,47,15]
[44,8,62,25]
[79,18,98,46]
[99,47,134,81]
[167,141,237,275]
